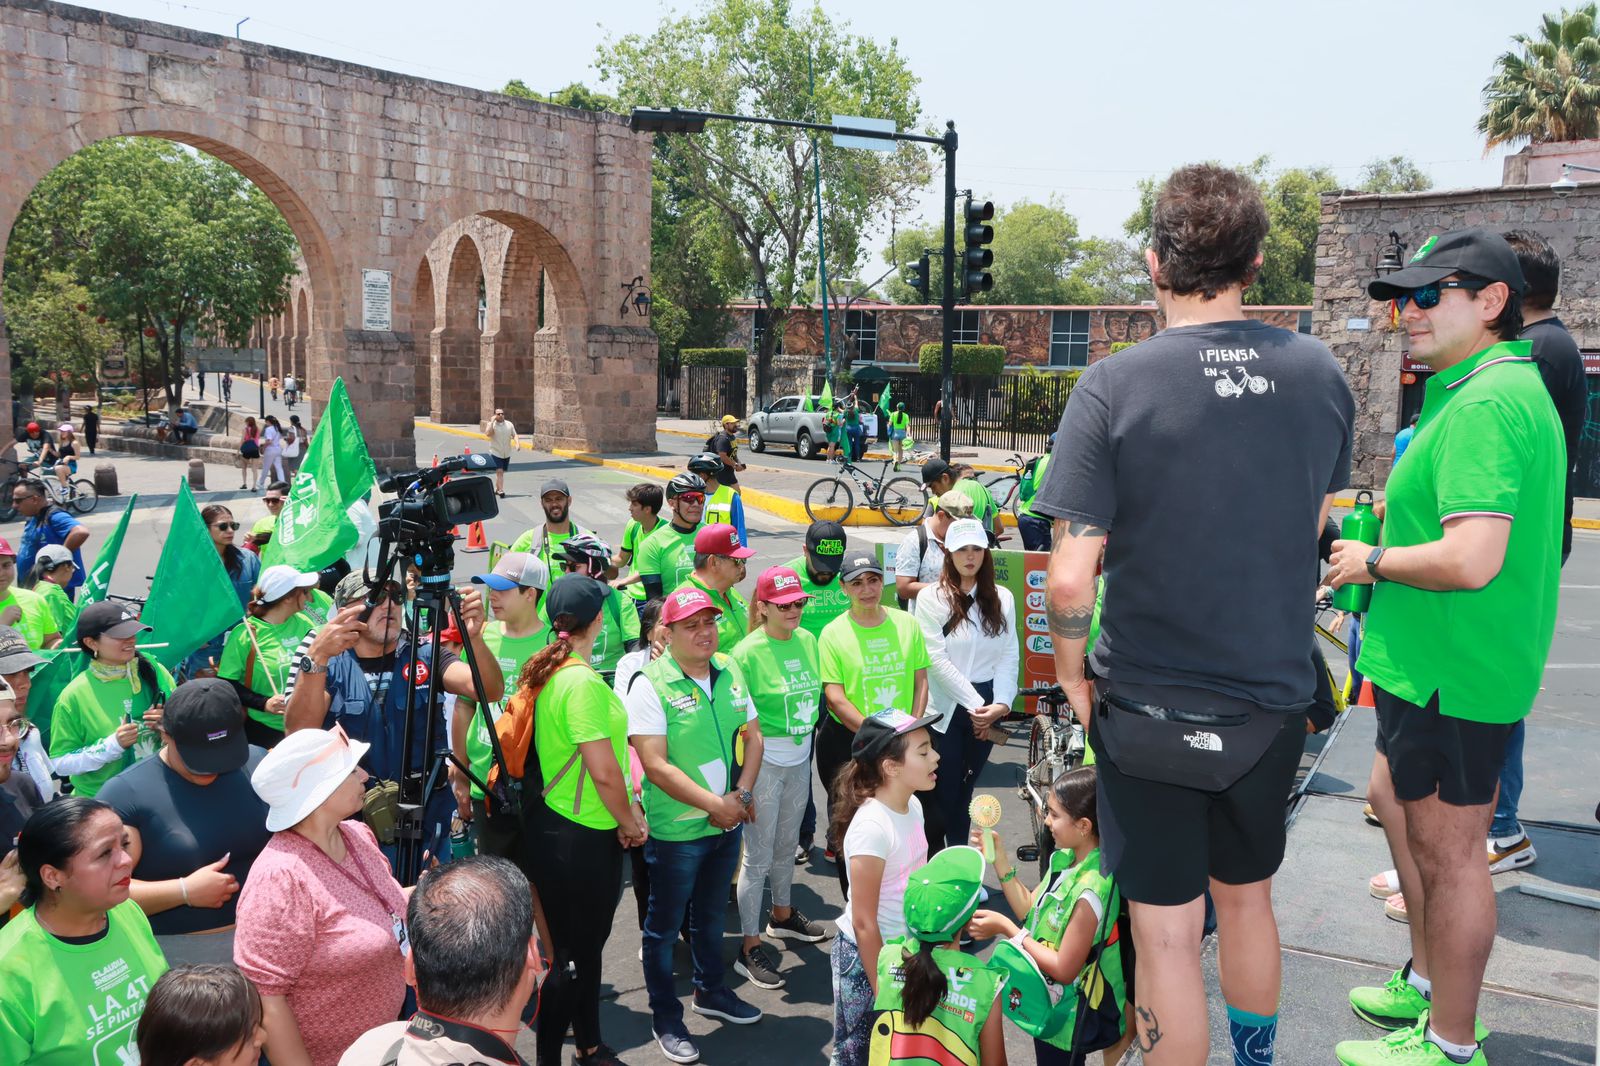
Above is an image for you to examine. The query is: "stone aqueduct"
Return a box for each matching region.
[0,0,658,466]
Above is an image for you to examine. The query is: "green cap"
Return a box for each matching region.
[903,845,986,943]
[990,937,1068,1039]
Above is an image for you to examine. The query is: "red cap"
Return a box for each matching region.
[660,586,723,625]
[0,538,14,558]
[756,566,809,605]
[692,523,755,559]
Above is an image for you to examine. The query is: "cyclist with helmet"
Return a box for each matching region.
[1016,432,1056,552]
[634,473,706,600]
[551,533,641,681]
[690,452,747,546]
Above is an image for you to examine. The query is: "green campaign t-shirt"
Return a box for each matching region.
[635,523,699,594]
[954,476,998,528]
[37,581,77,637]
[818,608,930,722]
[217,613,316,730]
[541,587,640,676]
[302,587,336,627]
[535,660,630,830]
[1357,341,1564,724]
[0,587,57,651]
[784,555,852,639]
[49,662,175,797]
[620,517,663,601]
[676,574,749,652]
[462,621,554,800]
[729,626,821,763]
[1018,454,1051,519]
[0,899,169,1066]
[510,524,585,575]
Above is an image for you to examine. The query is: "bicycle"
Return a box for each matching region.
[1009,683,1088,879]
[0,460,98,521]
[980,453,1041,518]
[803,457,927,526]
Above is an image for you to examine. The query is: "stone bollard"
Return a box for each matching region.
[187,459,206,491]
[93,463,119,497]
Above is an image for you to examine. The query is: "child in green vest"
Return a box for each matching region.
[968,766,1131,1066]
[872,844,1008,1066]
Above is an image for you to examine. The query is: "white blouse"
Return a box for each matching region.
[912,583,1019,731]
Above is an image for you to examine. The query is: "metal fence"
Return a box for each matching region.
[657,354,681,414]
[809,369,1074,455]
[683,365,748,422]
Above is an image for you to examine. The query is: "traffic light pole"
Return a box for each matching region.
[939,122,957,462]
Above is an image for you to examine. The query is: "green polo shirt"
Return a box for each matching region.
[675,573,749,652]
[1357,341,1563,723]
[784,555,851,639]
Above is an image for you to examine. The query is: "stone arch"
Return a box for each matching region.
[409,259,436,417]
[429,232,488,423]
[293,287,310,391]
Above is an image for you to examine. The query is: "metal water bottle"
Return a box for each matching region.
[1333,490,1381,614]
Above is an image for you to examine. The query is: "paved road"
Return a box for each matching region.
[9,426,1593,1065]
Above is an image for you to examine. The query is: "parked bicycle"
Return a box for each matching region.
[803,456,927,526]
[0,460,98,522]
[979,453,1047,518]
[1008,683,1087,877]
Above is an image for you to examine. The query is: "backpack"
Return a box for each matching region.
[488,659,584,788]
[896,524,929,610]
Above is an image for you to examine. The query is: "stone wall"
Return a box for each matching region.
[1312,184,1600,488]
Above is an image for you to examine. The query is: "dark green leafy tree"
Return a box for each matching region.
[7,271,118,418]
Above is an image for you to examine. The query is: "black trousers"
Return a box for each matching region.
[815,713,855,895]
[528,813,623,1066]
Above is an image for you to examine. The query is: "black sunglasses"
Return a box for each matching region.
[1393,280,1485,313]
[213,521,241,531]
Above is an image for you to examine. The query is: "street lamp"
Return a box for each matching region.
[631,105,964,460]
[1375,230,1406,276]
[1552,162,1600,195]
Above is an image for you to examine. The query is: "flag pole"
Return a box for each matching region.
[808,49,832,395]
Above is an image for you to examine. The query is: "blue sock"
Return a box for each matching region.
[1226,1004,1277,1066]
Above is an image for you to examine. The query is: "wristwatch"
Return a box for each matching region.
[1365,546,1387,581]
[297,654,328,675]
[737,789,754,808]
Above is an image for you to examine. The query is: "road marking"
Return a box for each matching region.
[1541,663,1600,669]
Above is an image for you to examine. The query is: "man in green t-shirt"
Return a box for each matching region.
[0,540,59,652]
[1328,228,1563,1066]
[675,523,753,652]
[509,478,592,575]
[634,473,706,600]
[613,482,664,605]
[921,458,998,540]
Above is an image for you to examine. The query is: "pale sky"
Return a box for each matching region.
[85,0,1531,242]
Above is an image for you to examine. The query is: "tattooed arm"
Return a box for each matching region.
[1046,519,1107,728]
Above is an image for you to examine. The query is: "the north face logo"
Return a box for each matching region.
[1184,731,1222,752]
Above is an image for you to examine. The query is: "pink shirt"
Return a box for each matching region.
[234,821,408,1066]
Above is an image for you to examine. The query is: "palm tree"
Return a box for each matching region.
[1479,5,1600,149]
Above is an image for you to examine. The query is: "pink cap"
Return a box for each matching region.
[661,586,723,625]
[693,523,755,559]
[0,538,14,558]
[756,566,809,606]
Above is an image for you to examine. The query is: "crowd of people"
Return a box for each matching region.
[0,164,1579,1066]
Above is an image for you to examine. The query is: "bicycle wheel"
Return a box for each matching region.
[804,477,854,524]
[69,478,98,514]
[1027,718,1055,879]
[877,476,927,527]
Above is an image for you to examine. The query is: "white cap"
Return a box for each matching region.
[257,564,319,605]
[251,726,370,832]
[36,544,75,569]
[56,423,74,434]
[944,518,990,553]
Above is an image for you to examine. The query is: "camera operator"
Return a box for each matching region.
[282,571,505,867]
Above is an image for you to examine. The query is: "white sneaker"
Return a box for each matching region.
[1488,830,1536,874]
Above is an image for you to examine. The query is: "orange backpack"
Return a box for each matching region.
[487,659,583,790]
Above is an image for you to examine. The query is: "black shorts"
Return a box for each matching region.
[490,454,510,471]
[1091,709,1306,906]
[1373,685,1512,806]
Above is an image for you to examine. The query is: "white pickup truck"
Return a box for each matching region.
[745,394,828,459]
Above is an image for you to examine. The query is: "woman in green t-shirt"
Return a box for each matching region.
[515,575,647,1066]
[23,545,77,637]
[217,564,319,747]
[0,796,169,1066]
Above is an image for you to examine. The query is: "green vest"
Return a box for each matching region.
[1018,454,1050,518]
[872,939,1003,1066]
[1022,847,1126,1050]
[637,652,748,841]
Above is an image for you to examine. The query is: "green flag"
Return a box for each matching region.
[801,390,814,412]
[819,379,833,412]
[880,381,891,412]
[27,494,138,742]
[263,377,378,572]
[142,479,244,672]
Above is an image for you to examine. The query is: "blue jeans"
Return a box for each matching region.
[1491,719,1525,838]
[642,828,743,1026]
[1017,513,1052,552]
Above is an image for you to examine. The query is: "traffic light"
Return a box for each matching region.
[961,199,994,297]
[907,251,931,302]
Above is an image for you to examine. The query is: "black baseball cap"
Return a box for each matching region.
[1367,227,1527,301]
[921,457,953,486]
[839,551,884,583]
[851,709,942,761]
[0,626,44,676]
[162,678,249,774]
[77,601,151,642]
[804,520,847,575]
[545,574,608,630]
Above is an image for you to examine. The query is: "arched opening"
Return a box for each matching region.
[293,288,310,390]
[432,235,485,423]
[410,258,436,417]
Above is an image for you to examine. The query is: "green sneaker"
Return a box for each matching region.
[1336,1013,1486,1066]
[1350,967,1491,1041]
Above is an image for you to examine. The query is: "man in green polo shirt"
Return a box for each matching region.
[634,473,706,600]
[1328,228,1562,1066]
[674,522,753,652]
[626,586,764,1061]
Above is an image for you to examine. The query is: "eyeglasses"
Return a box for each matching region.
[0,718,34,739]
[213,521,241,531]
[1392,280,1485,313]
[264,497,285,506]
[768,601,805,612]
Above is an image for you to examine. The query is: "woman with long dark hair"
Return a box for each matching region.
[239,416,262,491]
[516,574,644,1066]
[912,517,1017,852]
[183,504,260,681]
[0,796,169,1064]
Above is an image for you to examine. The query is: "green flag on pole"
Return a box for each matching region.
[880,381,892,412]
[262,377,378,572]
[802,390,814,412]
[142,479,245,672]
[27,494,138,742]
[819,379,833,412]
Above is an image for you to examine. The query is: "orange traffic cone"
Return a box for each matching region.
[463,521,489,553]
[1356,678,1376,708]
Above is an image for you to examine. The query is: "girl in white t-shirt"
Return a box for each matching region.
[829,709,941,1066]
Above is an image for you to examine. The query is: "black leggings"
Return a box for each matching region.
[528,812,623,1066]
[815,713,854,895]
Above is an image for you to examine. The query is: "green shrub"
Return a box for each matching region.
[916,343,1005,376]
[1109,342,1136,355]
[680,348,746,368]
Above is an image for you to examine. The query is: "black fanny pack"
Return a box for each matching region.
[1093,690,1291,792]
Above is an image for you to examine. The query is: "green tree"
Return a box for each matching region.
[1063,237,1153,304]
[882,222,945,304]
[978,197,1080,305]
[5,138,299,415]
[1124,158,1338,305]
[1358,155,1433,193]
[7,271,118,419]
[598,0,930,403]
[1479,5,1600,149]
[501,79,619,113]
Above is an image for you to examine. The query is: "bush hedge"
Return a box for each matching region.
[679,348,747,368]
[1109,342,1136,355]
[916,343,1005,376]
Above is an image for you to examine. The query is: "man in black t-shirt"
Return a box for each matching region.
[1033,164,1354,1066]
[708,414,745,487]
